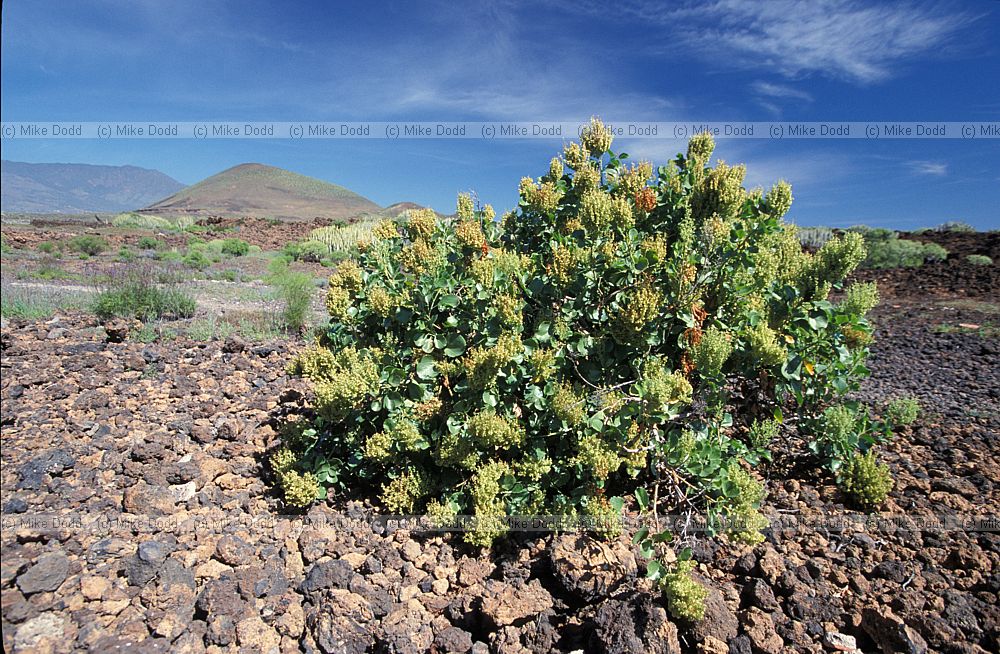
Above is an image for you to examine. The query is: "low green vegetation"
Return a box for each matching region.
[0,282,90,319]
[112,212,196,230]
[137,236,165,250]
[849,226,948,268]
[92,266,196,320]
[965,254,992,266]
[66,234,108,256]
[266,258,315,331]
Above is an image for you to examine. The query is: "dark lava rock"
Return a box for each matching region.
[4,497,28,513]
[861,607,929,654]
[873,560,908,583]
[434,626,474,653]
[222,334,247,353]
[690,585,739,644]
[741,578,780,612]
[591,593,681,654]
[16,552,70,594]
[197,579,246,617]
[16,450,75,490]
[126,540,173,586]
[300,559,354,593]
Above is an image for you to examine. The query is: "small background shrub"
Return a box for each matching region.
[67,234,108,256]
[966,254,992,266]
[92,265,196,320]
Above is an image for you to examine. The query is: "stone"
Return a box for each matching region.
[197,579,247,617]
[223,334,247,353]
[823,631,859,651]
[591,594,681,654]
[861,607,928,654]
[742,607,784,654]
[480,579,554,628]
[17,552,70,594]
[126,540,173,586]
[81,575,111,601]
[309,591,374,654]
[237,616,281,653]
[104,318,130,342]
[401,539,422,562]
[434,626,474,653]
[690,585,738,644]
[549,533,638,602]
[741,578,780,612]
[14,613,66,650]
[378,602,435,653]
[300,559,354,593]
[215,534,255,567]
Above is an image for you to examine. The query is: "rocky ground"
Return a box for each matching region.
[1,241,998,653]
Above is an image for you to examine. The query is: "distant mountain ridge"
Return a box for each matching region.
[1,160,184,213]
[141,163,381,222]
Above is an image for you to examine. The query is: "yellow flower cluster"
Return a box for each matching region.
[579,188,613,234]
[549,157,564,180]
[278,470,322,508]
[464,333,521,389]
[311,347,380,420]
[613,283,663,342]
[467,410,524,449]
[746,323,787,367]
[765,180,793,218]
[406,208,437,240]
[438,432,480,469]
[527,348,557,382]
[552,383,586,425]
[662,560,708,622]
[841,282,879,317]
[840,450,893,507]
[529,180,564,214]
[748,418,778,449]
[400,238,444,275]
[389,419,423,451]
[693,326,731,377]
[380,468,429,513]
[466,461,510,546]
[550,244,580,287]
[363,431,393,462]
[372,219,399,240]
[641,359,693,412]
[456,193,475,221]
[617,160,653,198]
[288,344,337,381]
[841,325,873,348]
[693,161,747,222]
[635,187,657,214]
[797,232,866,300]
[367,286,398,317]
[687,132,715,170]
[514,456,552,481]
[584,494,623,538]
[455,219,486,249]
[412,396,443,421]
[572,164,601,191]
[641,234,668,263]
[326,286,351,320]
[581,117,613,154]
[563,142,590,170]
[576,433,621,479]
[495,293,522,326]
[610,195,635,231]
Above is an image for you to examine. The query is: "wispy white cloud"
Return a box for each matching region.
[751,81,813,103]
[908,160,948,176]
[579,0,975,84]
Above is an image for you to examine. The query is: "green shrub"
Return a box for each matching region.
[279,121,888,549]
[656,559,707,622]
[885,397,919,426]
[183,249,211,270]
[0,235,11,253]
[966,254,992,266]
[157,250,184,263]
[93,267,196,320]
[862,236,948,269]
[839,449,893,507]
[117,246,135,262]
[267,260,314,331]
[137,236,164,250]
[67,234,108,256]
[220,238,250,257]
[935,221,974,233]
[37,241,59,254]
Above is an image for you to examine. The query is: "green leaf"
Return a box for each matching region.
[609,496,625,513]
[646,560,664,581]
[678,547,692,562]
[635,487,650,512]
[439,294,460,308]
[632,526,650,544]
[416,356,437,380]
[444,334,467,357]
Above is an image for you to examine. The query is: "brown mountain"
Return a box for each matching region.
[141,163,381,222]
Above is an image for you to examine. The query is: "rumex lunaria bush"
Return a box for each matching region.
[278,119,895,552]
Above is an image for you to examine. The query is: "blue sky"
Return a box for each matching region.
[2,0,998,229]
